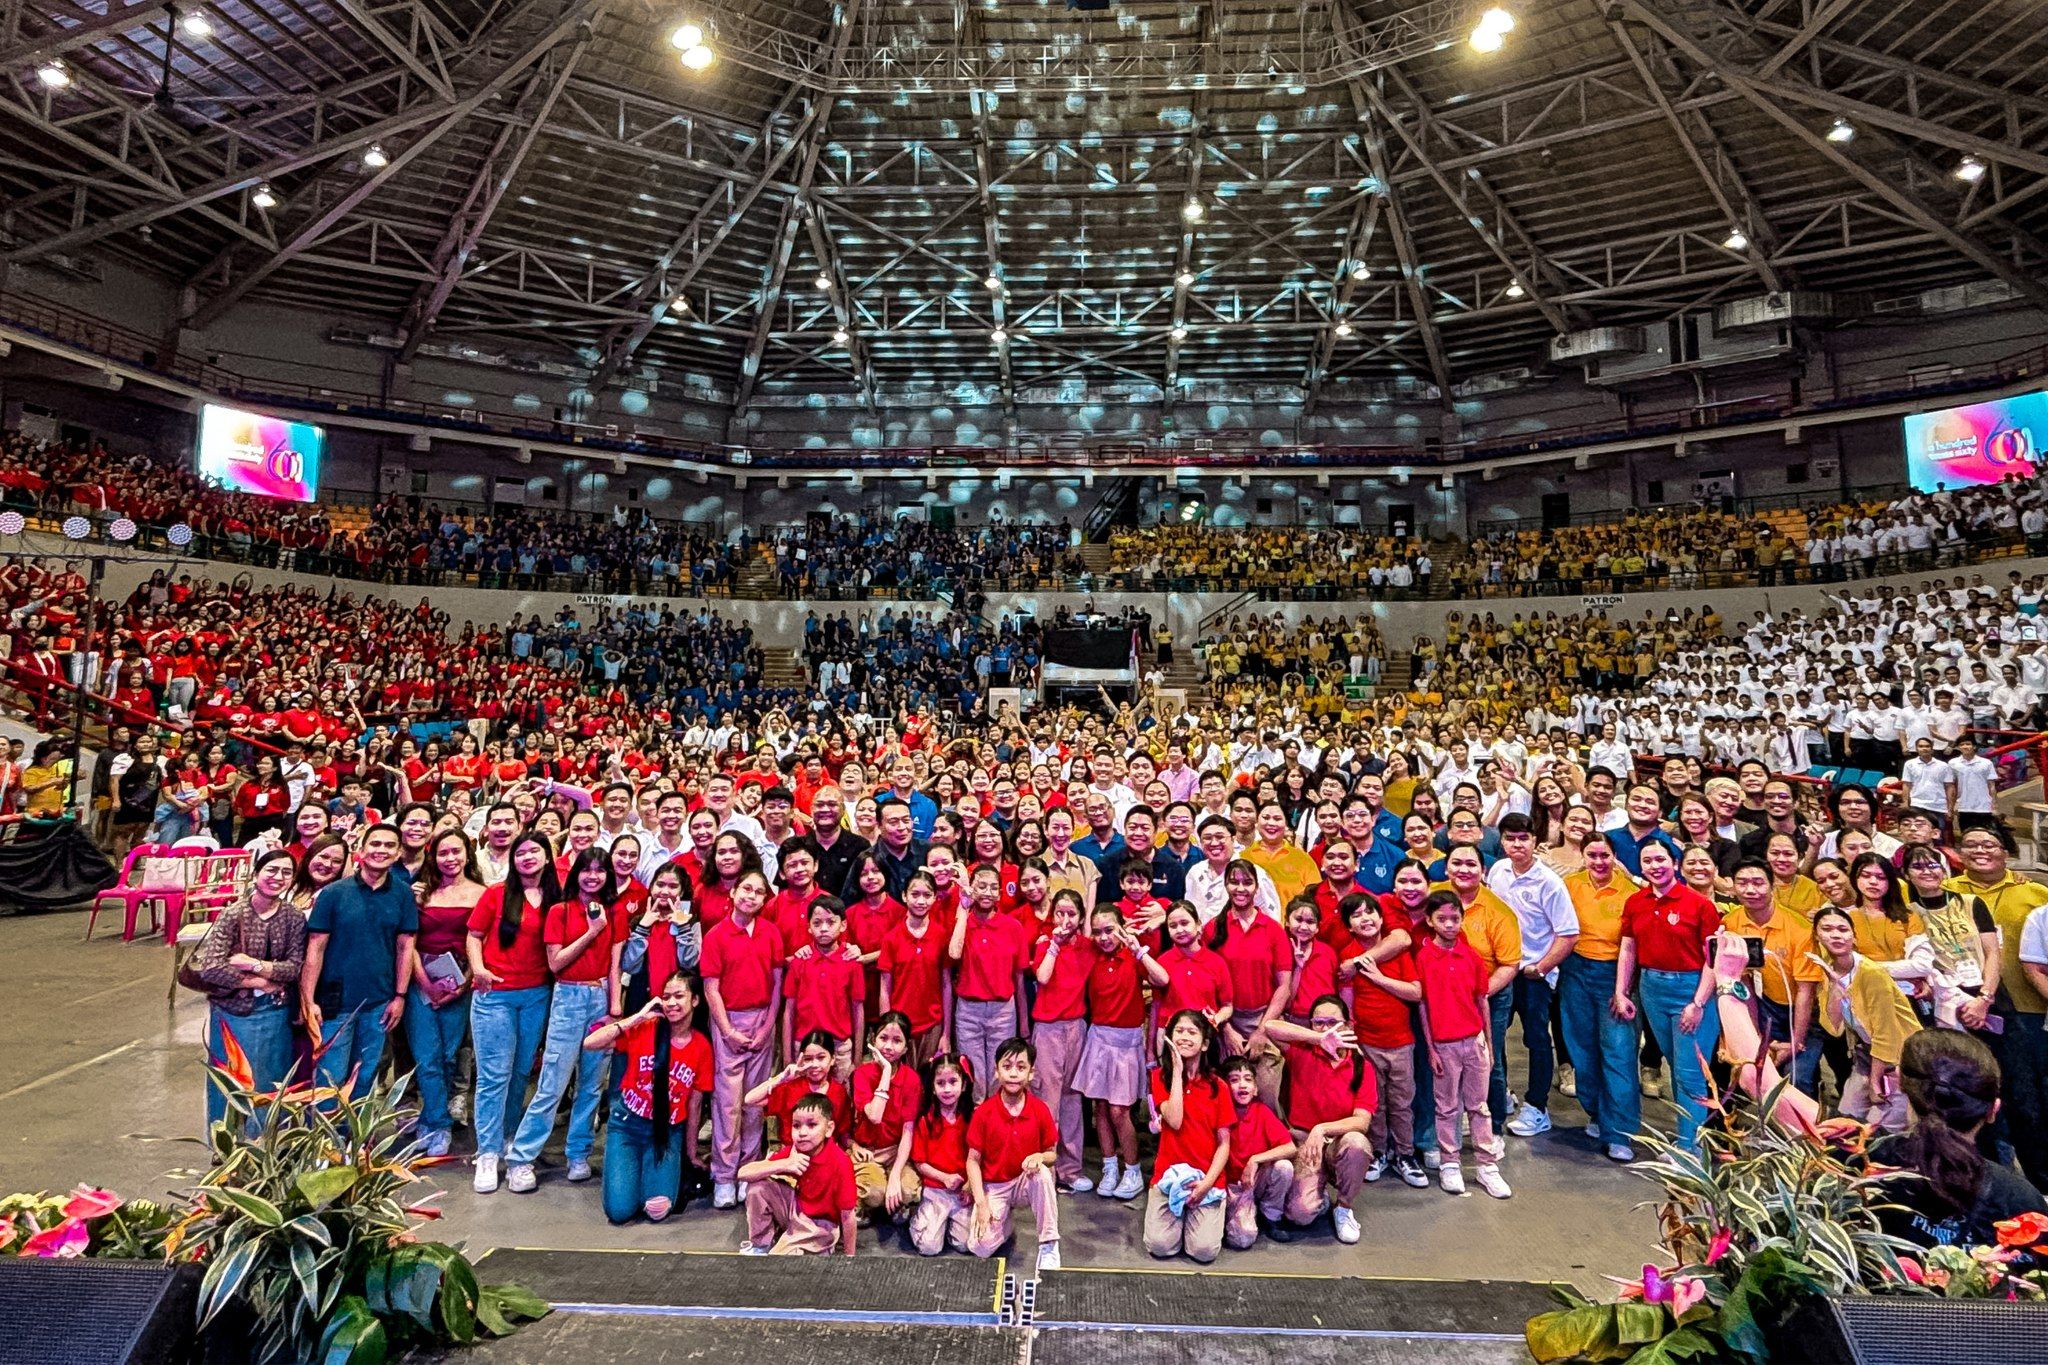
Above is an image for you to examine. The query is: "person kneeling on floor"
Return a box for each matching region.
[1144,1009,1232,1262]
[1267,996,1377,1243]
[1219,1054,1297,1249]
[583,971,711,1225]
[965,1037,1064,1271]
[739,1092,858,1255]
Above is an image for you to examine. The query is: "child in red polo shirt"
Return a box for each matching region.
[907,1053,974,1255]
[739,1092,858,1255]
[1219,1055,1297,1249]
[948,865,1031,1103]
[1143,902,1235,1041]
[881,874,950,1066]
[965,1038,1062,1271]
[1143,1010,1232,1263]
[1267,995,1380,1244]
[1074,905,1153,1201]
[748,1029,853,1145]
[1028,889,1096,1192]
[1282,896,1340,1024]
[782,897,864,1080]
[850,1011,924,1222]
[1113,858,1168,940]
[699,870,784,1208]
[1336,895,1427,1188]
[1414,891,1512,1200]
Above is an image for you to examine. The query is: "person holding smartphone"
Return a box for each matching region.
[617,862,702,1016]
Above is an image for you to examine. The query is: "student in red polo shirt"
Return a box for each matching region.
[1336,894,1427,1188]
[1028,889,1096,1193]
[750,1028,853,1143]
[1615,839,1723,1152]
[906,1053,975,1255]
[1143,902,1235,1040]
[849,1011,924,1221]
[1282,897,1340,1025]
[781,897,864,1079]
[881,873,951,1065]
[964,1038,1062,1271]
[700,869,785,1209]
[1415,891,1513,1201]
[1142,1009,1231,1263]
[1073,904,1153,1201]
[1220,1055,1297,1249]
[1267,995,1380,1244]
[1210,861,1295,1113]
[948,864,1031,1103]
[739,1092,858,1256]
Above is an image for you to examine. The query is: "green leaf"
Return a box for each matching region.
[1623,1325,1719,1365]
[476,1282,552,1337]
[289,1238,321,1314]
[211,1186,284,1227]
[316,1295,387,1365]
[1614,1302,1668,1345]
[295,1167,360,1209]
[198,1239,262,1327]
[1526,1304,1631,1363]
[283,1214,333,1247]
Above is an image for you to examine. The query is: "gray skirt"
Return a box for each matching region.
[1073,1023,1146,1106]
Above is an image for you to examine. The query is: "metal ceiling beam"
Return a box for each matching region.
[1302,193,1384,416]
[0,0,165,69]
[1752,0,1859,79]
[1358,120,1450,401]
[394,35,590,361]
[960,0,1012,417]
[1163,1,1218,399]
[732,200,803,413]
[1618,0,2048,314]
[329,0,454,100]
[1607,17,1788,292]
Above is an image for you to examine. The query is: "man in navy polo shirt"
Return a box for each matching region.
[1606,784,1683,878]
[301,824,417,1101]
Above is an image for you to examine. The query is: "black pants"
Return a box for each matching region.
[2003,1009,2048,1190]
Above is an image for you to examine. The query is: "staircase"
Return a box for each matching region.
[760,647,809,690]
[1376,651,1414,696]
[1157,649,1210,709]
[732,549,781,600]
[1082,476,1145,542]
[1075,542,1115,582]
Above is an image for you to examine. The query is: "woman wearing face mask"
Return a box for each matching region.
[194,849,305,1134]
[465,832,562,1194]
[406,829,486,1156]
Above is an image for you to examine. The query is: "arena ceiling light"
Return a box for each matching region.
[1181,197,1206,222]
[1175,270,1194,287]
[671,21,715,71]
[990,326,1008,344]
[814,272,832,290]
[362,143,389,169]
[178,8,214,39]
[1955,155,1987,183]
[984,273,1003,290]
[1170,324,1188,341]
[1722,228,1749,250]
[1349,263,1370,281]
[1505,281,1525,298]
[251,183,279,210]
[36,59,69,89]
[1334,320,1354,337]
[1825,117,1856,144]
[831,328,849,344]
[1469,7,1515,53]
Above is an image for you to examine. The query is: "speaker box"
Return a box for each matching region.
[1782,1294,2048,1365]
[0,1259,200,1364]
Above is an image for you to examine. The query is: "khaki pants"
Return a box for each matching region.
[1224,1160,1294,1249]
[966,1169,1059,1258]
[1030,1017,1088,1183]
[1285,1130,1370,1223]
[744,1178,841,1255]
[710,1006,773,1184]
[1144,1182,1224,1263]
[1365,1043,1418,1158]
[1227,1010,1285,1114]
[853,1159,922,1220]
[1433,1034,1502,1165]
[909,1184,973,1255]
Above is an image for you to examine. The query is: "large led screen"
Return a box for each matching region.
[1903,390,2046,492]
[196,404,323,502]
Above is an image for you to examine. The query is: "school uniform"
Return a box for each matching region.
[908,1110,973,1255]
[954,910,1031,1102]
[1029,934,1097,1185]
[1222,1098,1295,1250]
[1213,912,1292,1111]
[1343,940,1420,1159]
[880,918,949,1063]
[784,947,865,1080]
[849,1060,924,1215]
[700,915,787,1185]
[1280,1043,1378,1224]
[745,1139,857,1254]
[1143,1071,1230,1262]
[1415,936,1503,1166]
[1073,943,1148,1106]
[965,1090,1062,1256]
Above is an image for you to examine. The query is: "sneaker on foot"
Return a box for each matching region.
[1606,1143,1636,1164]
[449,1094,470,1126]
[1037,1241,1062,1272]
[1558,1067,1577,1098]
[506,1163,537,1194]
[1640,1066,1664,1099]
[742,1244,769,1256]
[1112,1165,1144,1200]
[1262,1216,1295,1244]
[712,1181,738,1209]
[472,1153,500,1194]
[1422,1147,1443,1171]
[1586,1121,1602,1141]
[1061,1175,1095,1195]
[1395,1154,1429,1188]
[1096,1157,1122,1198]
[1506,1105,1552,1138]
[1332,1207,1361,1244]
[421,1129,451,1158]
[1439,1164,1466,1195]
[1474,1164,1513,1199]
[1364,1152,1390,1183]
[566,1158,593,1183]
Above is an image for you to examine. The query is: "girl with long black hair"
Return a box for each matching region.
[464,831,561,1193]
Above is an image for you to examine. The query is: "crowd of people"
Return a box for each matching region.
[1200,615,1387,689]
[770,515,1084,597]
[1106,525,1433,597]
[798,607,1025,717]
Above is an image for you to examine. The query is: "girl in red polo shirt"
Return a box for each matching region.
[1010,859,1054,949]
[1337,895,1426,1188]
[1028,889,1096,1193]
[699,868,784,1208]
[906,1053,974,1255]
[782,897,864,1079]
[749,1028,853,1145]
[1073,905,1152,1201]
[881,873,950,1065]
[850,1011,923,1222]
[948,864,1031,1103]
[1143,1009,1231,1263]
[1210,860,1295,1113]
[1143,902,1235,1043]
[1266,995,1380,1244]
[1282,896,1340,1027]
[464,833,560,1194]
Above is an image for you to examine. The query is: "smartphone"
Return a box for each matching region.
[1743,937,1767,971]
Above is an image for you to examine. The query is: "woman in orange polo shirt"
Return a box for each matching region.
[1559,835,1641,1163]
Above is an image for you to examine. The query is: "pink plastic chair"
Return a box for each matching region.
[171,849,253,943]
[85,843,187,942]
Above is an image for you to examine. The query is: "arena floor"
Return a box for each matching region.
[3,909,1657,1294]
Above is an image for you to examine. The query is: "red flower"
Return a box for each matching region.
[60,1186,123,1221]
[1995,1211,2048,1249]
[21,1220,88,1258]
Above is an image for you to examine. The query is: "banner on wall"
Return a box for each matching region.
[196,404,322,502]
[1580,594,1623,609]
[1903,390,2046,491]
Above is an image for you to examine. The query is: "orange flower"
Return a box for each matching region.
[1995,1211,2048,1249]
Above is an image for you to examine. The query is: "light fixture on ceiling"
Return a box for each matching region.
[984,273,1002,290]
[1722,228,1749,251]
[1182,197,1205,222]
[672,22,715,71]
[1955,155,1986,183]
[815,272,833,289]
[251,183,278,210]
[1170,324,1188,341]
[1334,320,1354,337]
[832,328,849,345]
[1825,117,1855,144]
[1350,262,1370,281]
[1505,281,1525,298]
[1470,7,1514,53]
[362,143,389,169]
[1176,269,1194,287]
[36,59,69,89]
[179,8,214,39]
[991,327,1008,344]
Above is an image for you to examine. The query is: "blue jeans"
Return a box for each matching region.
[404,983,470,1135]
[602,1101,685,1224]
[469,986,549,1158]
[1756,996,1823,1096]
[1488,973,1556,1119]
[315,1005,391,1101]
[1409,1026,1437,1153]
[205,998,295,1132]
[1557,955,1641,1142]
[1640,968,1720,1149]
[507,981,611,1166]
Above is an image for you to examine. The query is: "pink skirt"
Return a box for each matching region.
[1073,1023,1146,1105]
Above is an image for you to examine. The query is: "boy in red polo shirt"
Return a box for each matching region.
[781,897,864,1080]
[739,1093,858,1255]
[965,1037,1063,1271]
[1414,892,1512,1200]
[1219,1055,1297,1249]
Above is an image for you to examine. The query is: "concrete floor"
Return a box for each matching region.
[3,908,1660,1293]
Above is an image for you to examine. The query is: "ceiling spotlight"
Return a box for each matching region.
[1505,281,1525,298]
[815,273,833,290]
[832,328,849,345]
[1479,7,1516,35]
[1350,263,1370,281]
[1826,117,1855,144]
[1181,198,1205,222]
[1334,320,1354,337]
[36,59,69,89]
[984,273,1002,290]
[1176,269,1194,287]
[179,9,214,39]
[251,183,278,210]
[680,43,714,71]
[1722,228,1749,251]
[362,143,389,169]
[1955,155,1986,183]
[991,327,1008,344]
[670,23,704,50]
[1170,324,1188,341]
[1470,27,1504,52]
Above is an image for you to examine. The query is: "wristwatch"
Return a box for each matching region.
[1715,979,1750,1003]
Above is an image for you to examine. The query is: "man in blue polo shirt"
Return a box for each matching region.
[301,824,417,1101]
[1606,783,1683,877]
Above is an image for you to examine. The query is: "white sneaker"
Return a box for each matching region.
[1037,1241,1062,1272]
[1506,1105,1552,1138]
[1096,1157,1122,1198]
[742,1244,769,1256]
[1332,1206,1361,1244]
[1422,1147,1443,1171]
[1474,1164,1513,1200]
[1586,1122,1602,1141]
[472,1153,501,1194]
[1062,1175,1095,1195]
[566,1158,593,1183]
[713,1181,738,1209]
[1364,1152,1389,1183]
[1606,1143,1636,1164]
[506,1163,537,1194]
[1438,1163,1465,1195]
[1558,1067,1577,1098]
[1112,1165,1144,1200]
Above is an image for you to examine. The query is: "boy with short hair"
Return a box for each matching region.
[1219,1054,1296,1249]
[1415,892,1512,1200]
[965,1037,1063,1270]
[739,1092,858,1255]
